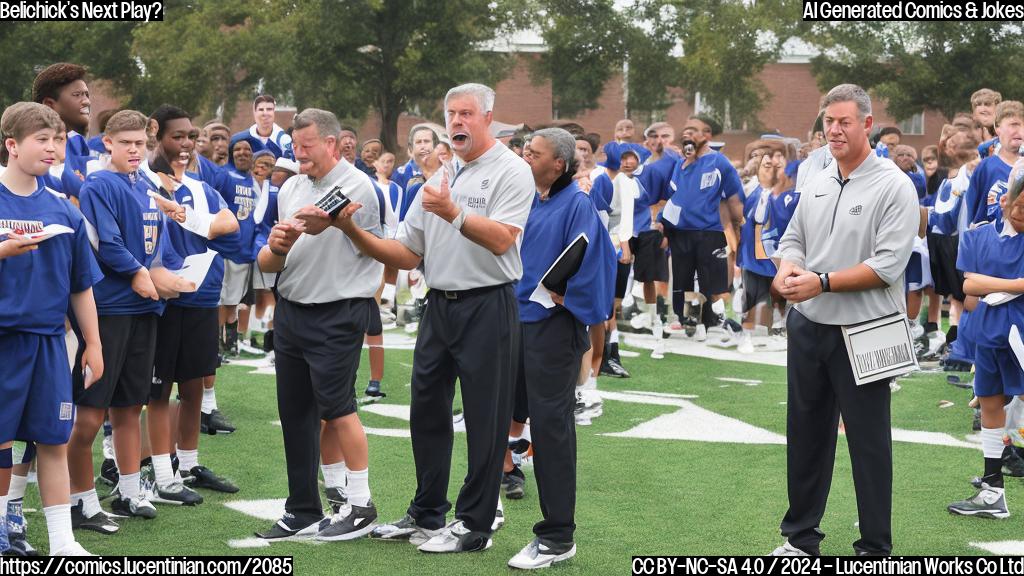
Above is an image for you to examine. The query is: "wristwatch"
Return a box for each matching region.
[818,272,831,293]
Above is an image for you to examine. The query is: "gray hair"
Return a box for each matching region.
[821,84,872,120]
[293,108,341,139]
[444,83,495,114]
[407,123,440,150]
[532,127,577,174]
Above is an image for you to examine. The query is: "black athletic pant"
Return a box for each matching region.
[521,309,589,543]
[274,297,370,526]
[407,284,518,534]
[665,228,728,328]
[780,309,892,556]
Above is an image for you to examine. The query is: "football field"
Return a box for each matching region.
[21,330,1022,572]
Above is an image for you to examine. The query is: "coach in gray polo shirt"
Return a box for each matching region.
[768,85,918,557]
[254,108,384,542]
[324,83,533,553]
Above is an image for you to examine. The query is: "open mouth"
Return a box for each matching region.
[451,133,469,145]
[80,106,91,116]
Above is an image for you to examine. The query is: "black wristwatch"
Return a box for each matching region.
[818,272,831,293]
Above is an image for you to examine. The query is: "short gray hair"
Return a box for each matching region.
[444,83,495,114]
[293,108,341,139]
[821,84,872,120]
[532,127,577,174]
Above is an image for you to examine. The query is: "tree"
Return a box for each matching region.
[804,22,1024,121]
[267,0,526,153]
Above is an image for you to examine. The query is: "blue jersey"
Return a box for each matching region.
[0,184,100,336]
[193,155,223,190]
[979,137,999,159]
[517,181,616,326]
[137,170,232,309]
[906,170,926,201]
[966,154,1013,225]
[215,168,258,264]
[253,183,279,260]
[636,154,675,214]
[402,176,426,222]
[928,169,970,236]
[630,175,655,234]
[78,170,164,316]
[66,131,94,159]
[590,172,613,213]
[245,125,294,161]
[956,223,1024,349]
[737,187,798,278]
[393,159,422,192]
[87,134,106,155]
[660,152,742,232]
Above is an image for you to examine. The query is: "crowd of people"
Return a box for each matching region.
[1,60,1023,564]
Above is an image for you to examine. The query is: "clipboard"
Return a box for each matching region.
[841,313,919,385]
[539,232,589,296]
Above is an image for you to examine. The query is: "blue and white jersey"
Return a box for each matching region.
[929,168,971,236]
[660,152,742,232]
[957,222,1024,349]
[248,124,293,161]
[966,154,1013,226]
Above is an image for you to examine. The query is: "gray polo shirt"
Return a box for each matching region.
[274,159,384,304]
[777,151,918,325]
[395,142,534,290]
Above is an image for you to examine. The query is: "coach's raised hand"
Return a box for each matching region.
[331,202,363,233]
[422,170,459,222]
[268,221,302,256]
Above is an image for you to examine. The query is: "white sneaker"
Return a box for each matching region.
[405,322,419,334]
[492,498,505,532]
[651,339,665,360]
[418,520,493,553]
[768,540,811,557]
[630,312,652,331]
[102,434,115,460]
[237,341,266,356]
[508,538,577,569]
[52,541,92,556]
[762,334,788,352]
[452,412,466,433]
[737,332,755,354]
[694,324,707,342]
[909,319,924,340]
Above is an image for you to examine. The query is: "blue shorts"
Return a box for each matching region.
[973,345,1024,398]
[0,332,74,445]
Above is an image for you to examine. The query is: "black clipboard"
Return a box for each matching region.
[540,233,589,296]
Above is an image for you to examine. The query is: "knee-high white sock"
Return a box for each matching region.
[201,387,217,414]
[44,504,75,554]
[321,461,348,489]
[118,472,141,500]
[9,473,28,501]
[177,448,199,472]
[346,468,370,507]
[152,454,174,487]
[982,427,1005,459]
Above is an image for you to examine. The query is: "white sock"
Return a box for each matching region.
[321,461,348,489]
[382,283,396,302]
[118,472,141,500]
[982,427,1005,459]
[71,489,102,518]
[0,494,7,522]
[177,448,199,472]
[201,387,217,414]
[9,473,28,500]
[585,376,597,390]
[44,503,75,553]
[153,454,174,487]
[610,330,619,345]
[346,468,370,507]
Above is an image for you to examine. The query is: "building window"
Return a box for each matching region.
[897,112,925,136]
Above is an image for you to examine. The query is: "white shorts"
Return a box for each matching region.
[252,265,276,290]
[220,261,252,306]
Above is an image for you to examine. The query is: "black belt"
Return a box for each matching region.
[434,283,510,300]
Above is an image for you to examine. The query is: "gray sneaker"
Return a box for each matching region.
[417,520,492,553]
[948,483,1009,519]
[325,487,347,514]
[369,514,441,546]
[768,541,811,556]
[315,501,378,541]
[508,538,577,569]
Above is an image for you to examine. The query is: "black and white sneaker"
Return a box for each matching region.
[325,487,347,514]
[369,514,442,546]
[70,502,119,535]
[150,480,204,506]
[182,466,239,493]
[948,483,1009,519]
[502,466,526,500]
[201,410,236,435]
[255,513,323,541]
[508,538,577,569]
[6,500,38,556]
[110,493,157,520]
[768,540,812,557]
[97,458,119,487]
[417,520,492,553]
[315,501,378,541]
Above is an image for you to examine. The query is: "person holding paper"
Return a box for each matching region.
[509,128,614,569]
[947,177,1024,520]
[140,105,240,499]
[768,84,918,557]
[0,102,103,556]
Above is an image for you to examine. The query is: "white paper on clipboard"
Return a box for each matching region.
[841,313,919,386]
[171,249,217,287]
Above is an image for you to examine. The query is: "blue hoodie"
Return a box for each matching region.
[214,133,262,263]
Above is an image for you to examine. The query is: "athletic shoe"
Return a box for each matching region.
[630,312,652,331]
[948,483,1009,519]
[920,331,946,360]
[492,498,505,532]
[762,334,788,352]
[150,480,204,506]
[316,501,378,541]
[102,434,115,461]
[237,341,266,356]
[5,500,35,556]
[182,466,239,494]
[369,514,441,546]
[98,458,118,487]
[201,409,236,435]
[737,332,755,355]
[1005,449,1024,477]
[110,493,157,520]
[365,380,384,397]
[417,520,492,553]
[663,320,686,335]
[651,338,665,359]
[325,487,347,514]
[256,514,323,541]
[768,541,812,557]
[693,324,707,342]
[600,357,630,378]
[508,538,577,570]
[51,542,92,556]
[502,466,526,500]
[453,411,467,433]
[70,503,119,535]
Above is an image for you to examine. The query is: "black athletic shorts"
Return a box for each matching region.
[153,305,219,388]
[665,228,729,296]
[742,269,774,313]
[928,233,965,302]
[367,299,383,337]
[629,229,669,283]
[74,314,157,409]
[614,261,631,300]
[275,297,371,420]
